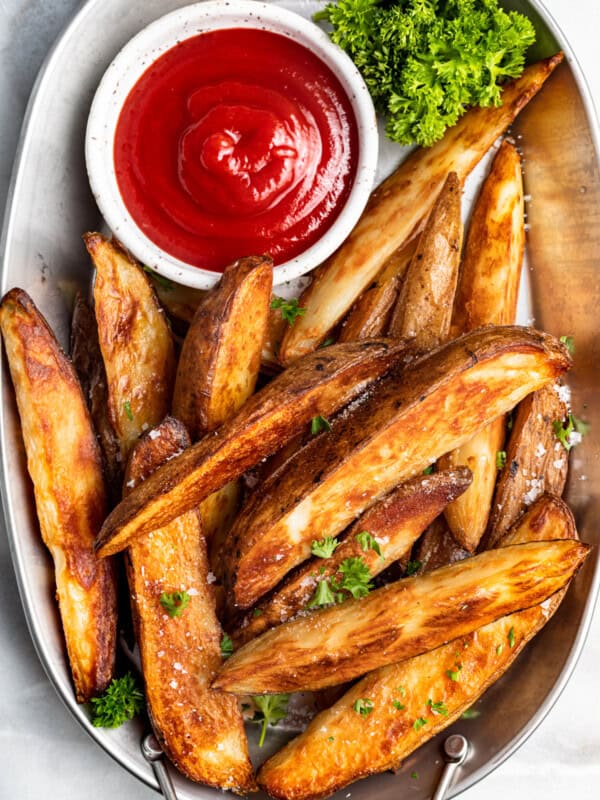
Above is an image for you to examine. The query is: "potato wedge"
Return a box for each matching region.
[387,172,463,349]
[84,232,176,462]
[214,538,588,694]
[232,468,472,646]
[96,339,406,556]
[172,255,273,440]
[70,291,122,503]
[439,141,525,550]
[256,497,578,800]
[0,288,117,702]
[278,54,563,363]
[124,417,255,793]
[485,382,570,548]
[224,326,570,610]
[413,515,469,575]
[338,238,416,342]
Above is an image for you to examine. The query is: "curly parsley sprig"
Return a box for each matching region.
[90,673,144,728]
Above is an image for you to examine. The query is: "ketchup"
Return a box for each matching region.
[114,28,358,272]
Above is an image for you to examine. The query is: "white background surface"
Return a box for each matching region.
[0,1,598,798]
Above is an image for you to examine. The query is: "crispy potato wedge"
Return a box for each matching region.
[485,382,569,548]
[223,326,570,610]
[278,54,563,363]
[84,233,176,462]
[232,468,472,646]
[172,255,273,440]
[70,291,122,503]
[124,417,255,793]
[387,172,463,349]
[96,339,406,556]
[413,515,470,575]
[338,238,417,342]
[440,141,525,550]
[0,288,117,702]
[214,538,588,694]
[257,496,578,800]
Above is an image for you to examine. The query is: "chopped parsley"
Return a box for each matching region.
[508,626,516,648]
[252,608,263,618]
[461,707,481,719]
[423,465,434,475]
[319,337,336,349]
[446,663,462,681]
[353,698,374,717]
[496,450,507,469]
[123,400,134,421]
[559,335,575,355]
[220,634,234,659]
[393,700,406,711]
[328,735,335,741]
[90,673,144,728]
[396,685,406,696]
[355,530,383,558]
[311,536,339,558]
[159,590,190,618]
[411,771,419,779]
[311,415,332,435]
[307,578,337,608]
[553,413,589,451]
[413,717,427,731]
[406,560,422,577]
[307,556,374,607]
[271,296,306,326]
[251,694,290,747]
[496,643,503,656]
[428,699,449,716]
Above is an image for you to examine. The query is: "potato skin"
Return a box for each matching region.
[84,233,176,462]
[124,417,255,793]
[0,288,117,702]
[279,54,563,363]
[172,255,273,440]
[96,339,407,556]
[413,515,470,575]
[232,468,472,645]
[224,326,571,611]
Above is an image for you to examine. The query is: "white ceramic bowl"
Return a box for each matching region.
[85,0,379,290]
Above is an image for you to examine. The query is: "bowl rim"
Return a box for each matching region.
[85,0,379,290]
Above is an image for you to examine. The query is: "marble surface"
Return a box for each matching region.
[0,1,598,798]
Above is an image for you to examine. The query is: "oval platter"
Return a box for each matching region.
[1,1,599,798]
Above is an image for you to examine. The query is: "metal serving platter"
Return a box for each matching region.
[1,1,599,798]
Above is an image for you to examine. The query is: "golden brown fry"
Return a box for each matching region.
[440,141,525,550]
[413,515,469,575]
[95,339,406,557]
[224,327,570,611]
[84,233,176,462]
[338,238,417,342]
[124,417,255,793]
[70,291,122,502]
[484,382,570,548]
[0,288,117,702]
[214,538,588,695]
[256,496,578,800]
[387,172,463,349]
[278,54,563,363]
[172,255,273,440]
[232,468,472,646]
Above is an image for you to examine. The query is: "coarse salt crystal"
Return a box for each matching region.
[173,662,183,671]
[149,428,160,440]
[553,459,564,469]
[169,680,178,689]
[206,572,217,584]
[535,443,546,458]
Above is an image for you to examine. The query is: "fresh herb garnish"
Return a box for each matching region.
[123,400,134,421]
[496,450,507,469]
[311,536,339,558]
[356,531,383,558]
[406,560,422,577]
[143,265,175,292]
[446,663,462,681]
[559,335,575,355]
[393,700,405,711]
[553,413,589,451]
[413,717,427,731]
[90,673,144,728]
[508,626,516,648]
[220,633,234,659]
[411,771,419,779]
[270,296,306,326]
[496,643,503,656]
[307,577,337,608]
[397,685,406,696]
[461,707,481,719]
[307,556,374,607]
[252,608,263,618]
[314,0,536,147]
[428,699,449,716]
[353,698,374,717]
[328,735,335,741]
[423,465,434,475]
[160,590,190,618]
[319,337,336,349]
[251,694,290,747]
[311,415,332,435]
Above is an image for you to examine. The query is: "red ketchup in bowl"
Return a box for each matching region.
[114,28,359,272]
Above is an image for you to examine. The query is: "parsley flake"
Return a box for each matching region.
[308,577,337,608]
[356,531,383,558]
[413,717,427,731]
[220,634,233,659]
[423,465,434,475]
[496,643,503,656]
[508,626,516,648]
[319,337,336,349]
[90,673,144,728]
[311,537,339,558]
[446,663,462,681]
[251,694,290,747]
[496,450,507,469]
[559,335,575,355]
[553,413,589,451]
[428,699,449,716]
[411,772,419,780]
[328,735,335,741]
[353,698,374,717]
[461,708,481,719]
[311,415,332,435]
[252,608,263,618]
[271,296,306,326]
[393,700,405,711]
[160,590,190,618]
[123,400,134,421]
[335,556,373,599]
[406,560,422,576]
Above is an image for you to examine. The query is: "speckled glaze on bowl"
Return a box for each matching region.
[85,0,379,290]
